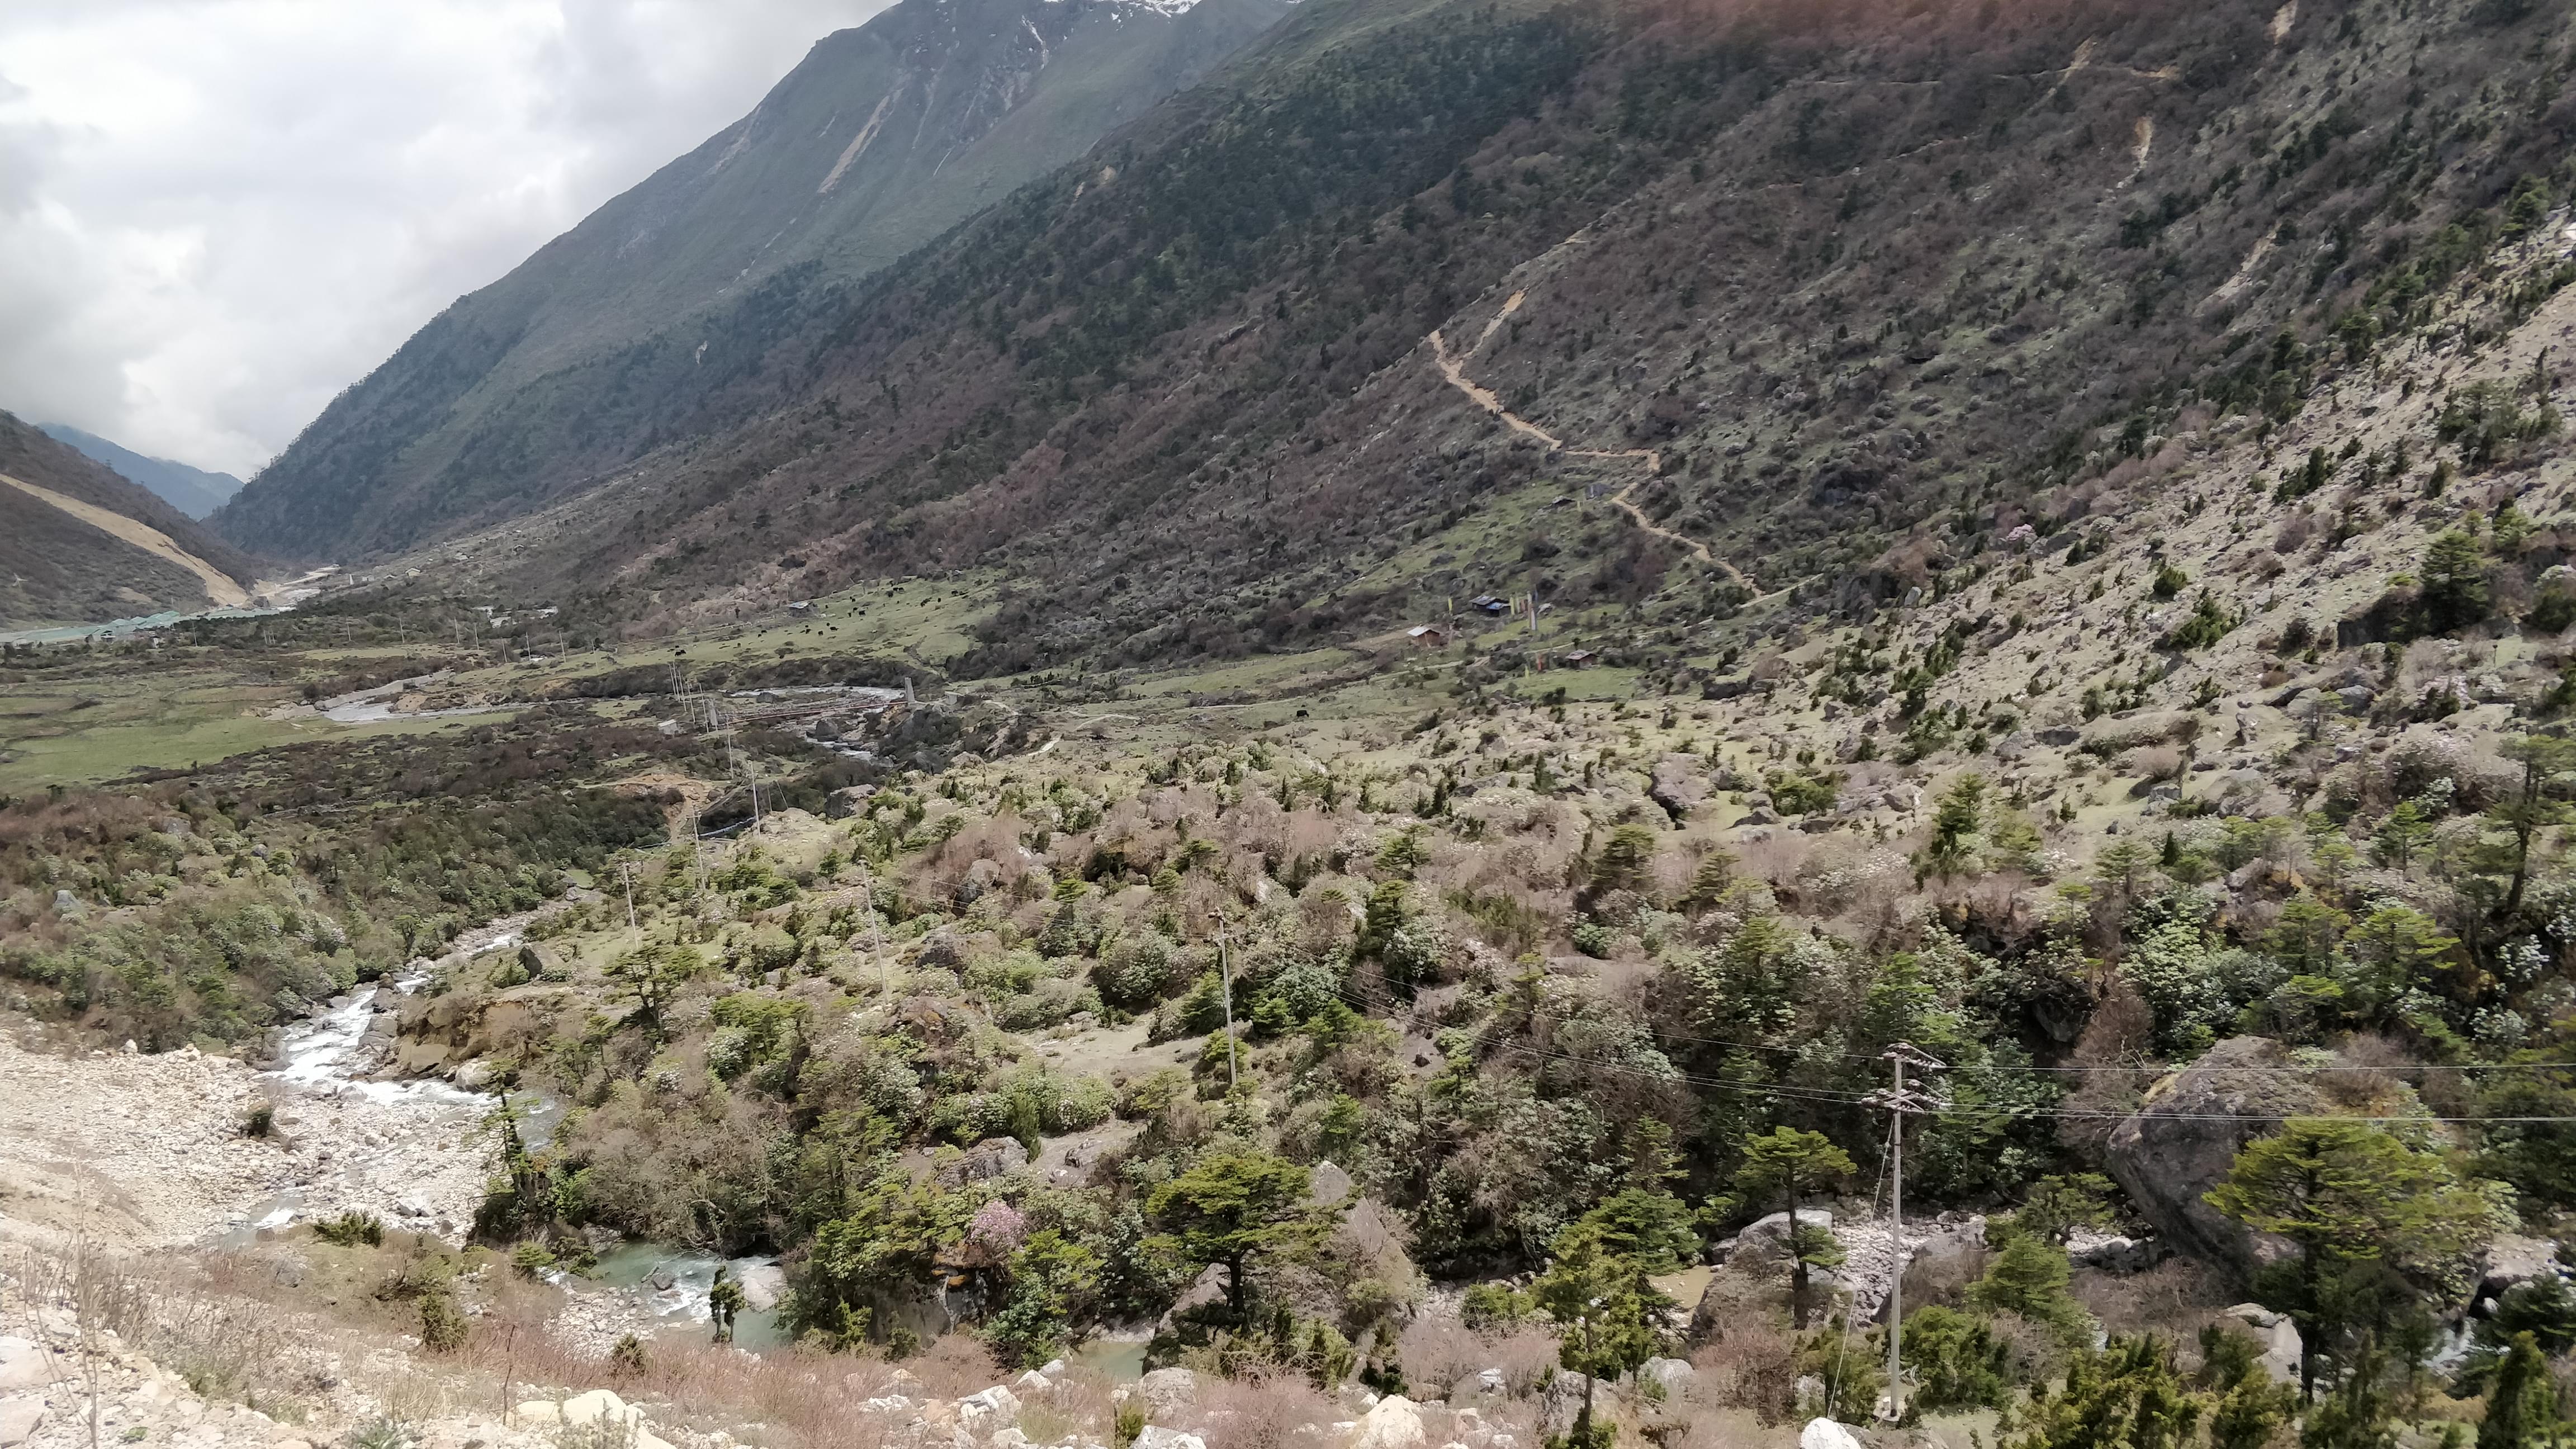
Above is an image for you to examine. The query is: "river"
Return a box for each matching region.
[237,922,784,1350]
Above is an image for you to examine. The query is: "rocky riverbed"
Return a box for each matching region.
[0,991,489,1252]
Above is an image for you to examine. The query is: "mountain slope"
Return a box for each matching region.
[0,412,264,626]
[38,423,244,519]
[383,0,2573,671]
[213,0,1286,562]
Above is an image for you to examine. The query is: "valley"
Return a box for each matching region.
[15,0,2576,1448]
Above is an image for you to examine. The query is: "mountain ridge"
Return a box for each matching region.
[0,411,264,626]
[37,423,244,519]
[213,0,1288,562]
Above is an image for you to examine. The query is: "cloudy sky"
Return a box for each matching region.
[0,0,889,480]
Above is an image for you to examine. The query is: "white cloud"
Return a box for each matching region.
[0,0,890,478]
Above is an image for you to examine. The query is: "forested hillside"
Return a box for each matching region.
[212,0,1286,562]
[19,2,2576,1448]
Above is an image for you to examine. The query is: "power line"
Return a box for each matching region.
[1502,1000,2576,1076]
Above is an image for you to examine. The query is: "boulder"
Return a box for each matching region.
[940,1138,1031,1187]
[1800,1419,1865,1449]
[0,1396,41,1449]
[1138,1368,1200,1419]
[1539,1374,1601,1435]
[2481,1234,2561,1298]
[2104,1038,2320,1284]
[2219,1305,2304,1385]
[2071,1235,2171,1275]
[737,1262,788,1311]
[1651,756,1709,818]
[1891,1215,1987,1315]
[1639,1358,1694,1396]
[1309,1160,1356,1206]
[1717,1209,1834,1260]
[0,1338,47,1393]
[560,1390,641,1429]
[1015,1370,1054,1394]
[1447,1367,1508,1403]
[1352,1395,1426,1449]
[959,1386,1021,1430]
[1133,1431,1205,1449]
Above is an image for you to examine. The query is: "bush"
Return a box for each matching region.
[239,1103,275,1138]
[1900,1306,2011,1410]
[1461,1282,1529,1329]
[418,1290,467,1351]
[315,1210,384,1247]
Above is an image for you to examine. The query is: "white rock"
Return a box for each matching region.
[514,1402,565,1426]
[1016,1371,1055,1394]
[1352,1395,1425,1449]
[1800,1419,1864,1449]
[992,1431,1031,1449]
[1138,1368,1199,1417]
[959,1386,1022,1428]
[0,1396,41,1449]
[560,1390,640,1429]
[0,1338,48,1393]
[1132,1430,1205,1449]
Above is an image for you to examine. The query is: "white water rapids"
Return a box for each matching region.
[241,922,783,1347]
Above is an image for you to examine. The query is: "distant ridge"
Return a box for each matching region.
[39,423,244,520]
[0,411,263,626]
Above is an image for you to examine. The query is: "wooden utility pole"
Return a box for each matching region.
[621,861,638,931]
[1217,931,1239,1092]
[1870,1043,1946,1423]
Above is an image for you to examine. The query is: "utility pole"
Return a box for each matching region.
[621,861,638,931]
[1216,930,1239,1092]
[1870,1042,1947,1424]
[859,863,889,1002]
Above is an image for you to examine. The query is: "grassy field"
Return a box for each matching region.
[0,555,1675,791]
[0,664,510,789]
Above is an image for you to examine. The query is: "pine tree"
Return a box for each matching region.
[1735,1127,1855,1328]
[2479,1332,2559,1449]
[2208,1120,2499,1401]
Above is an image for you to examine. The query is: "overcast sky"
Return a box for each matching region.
[0,0,889,480]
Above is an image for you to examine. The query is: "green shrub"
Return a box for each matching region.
[240,1102,275,1138]
[1900,1306,2011,1410]
[418,1290,468,1351]
[315,1210,384,1247]
[1461,1282,1528,1329]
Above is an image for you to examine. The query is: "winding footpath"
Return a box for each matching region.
[1426,293,1750,587]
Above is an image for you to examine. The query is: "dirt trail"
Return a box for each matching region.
[0,472,249,608]
[1428,303,1748,584]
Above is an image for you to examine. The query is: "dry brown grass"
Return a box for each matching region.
[2070,1256,2233,1342]
[1176,1370,1341,1449]
[1687,1320,1800,1425]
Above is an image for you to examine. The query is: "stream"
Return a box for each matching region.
[228,923,784,1349]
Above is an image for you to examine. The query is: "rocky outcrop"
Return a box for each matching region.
[2104,1037,2318,1285]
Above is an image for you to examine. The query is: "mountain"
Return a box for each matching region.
[212,0,1287,562]
[0,411,264,626]
[301,0,2564,661]
[38,423,244,519]
[223,0,2576,686]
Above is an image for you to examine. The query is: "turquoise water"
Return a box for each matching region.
[1067,1339,1148,1382]
[585,1243,788,1351]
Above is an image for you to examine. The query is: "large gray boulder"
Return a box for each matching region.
[2104,1038,2315,1284]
